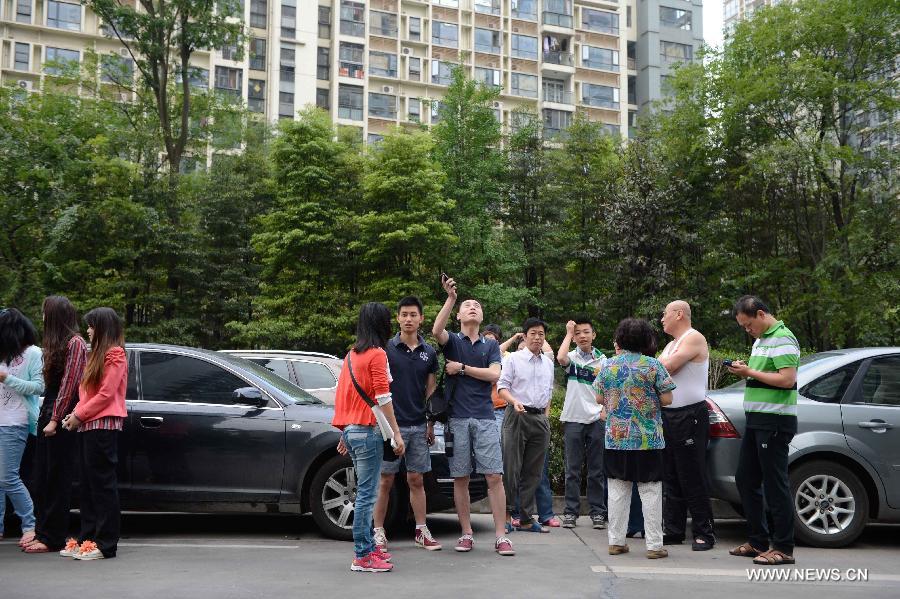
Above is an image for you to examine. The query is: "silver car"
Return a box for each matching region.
[221,350,342,404]
[706,348,900,548]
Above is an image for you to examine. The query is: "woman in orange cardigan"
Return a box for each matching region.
[61,308,127,561]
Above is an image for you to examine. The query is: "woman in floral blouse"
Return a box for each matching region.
[594,318,675,559]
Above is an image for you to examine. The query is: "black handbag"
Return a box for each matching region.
[346,354,398,462]
[425,351,454,424]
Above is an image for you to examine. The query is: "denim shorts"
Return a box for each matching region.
[448,417,503,478]
[381,424,432,474]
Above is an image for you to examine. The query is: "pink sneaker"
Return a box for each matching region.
[454,534,474,552]
[542,516,562,528]
[415,527,442,551]
[351,553,393,572]
[372,546,392,562]
[495,536,515,556]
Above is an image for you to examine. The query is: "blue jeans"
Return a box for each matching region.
[342,425,382,559]
[0,424,35,534]
[513,450,555,523]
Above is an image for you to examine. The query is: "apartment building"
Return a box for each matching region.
[722,0,783,36]
[1,0,703,144]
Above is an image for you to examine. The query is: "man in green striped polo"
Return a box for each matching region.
[726,295,799,566]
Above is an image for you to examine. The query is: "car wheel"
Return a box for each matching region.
[790,460,869,548]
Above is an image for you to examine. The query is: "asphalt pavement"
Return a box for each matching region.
[2,513,898,599]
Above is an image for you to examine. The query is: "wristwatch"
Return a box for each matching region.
[460,364,466,376]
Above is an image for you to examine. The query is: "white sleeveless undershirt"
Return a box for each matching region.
[661,328,709,409]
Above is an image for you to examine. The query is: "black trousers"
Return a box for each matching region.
[32,414,77,550]
[736,426,794,554]
[78,430,121,558]
[662,402,715,543]
[562,421,607,517]
[502,408,550,525]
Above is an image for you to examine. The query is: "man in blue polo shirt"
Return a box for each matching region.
[432,275,513,557]
[372,296,442,552]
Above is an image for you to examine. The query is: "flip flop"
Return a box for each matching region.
[24,541,50,554]
[18,532,36,547]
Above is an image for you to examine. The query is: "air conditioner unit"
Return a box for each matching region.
[513,27,520,33]
[17,80,33,91]
[488,62,498,68]
[116,92,128,102]
[382,85,394,94]
[493,101,501,108]
[489,23,498,29]
[402,47,412,55]
[119,48,130,57]
[574,34,582,42]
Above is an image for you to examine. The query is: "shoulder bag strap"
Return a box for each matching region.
[346,354,377,409]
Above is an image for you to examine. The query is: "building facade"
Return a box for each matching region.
[1,0,703,143]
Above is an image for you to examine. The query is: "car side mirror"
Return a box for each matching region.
[233,387,266,407]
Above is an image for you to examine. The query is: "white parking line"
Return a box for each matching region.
[590,565,900,584]
[119,542,302,549]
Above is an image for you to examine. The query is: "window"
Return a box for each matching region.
[369,92,397,119]
[542,78,568,103]
[474,0,501,16]
[409,17,421,41]
[248,79,265,112]
[474,28,501,54]
[511,34,538,60]
[14,43,29,72]
[660,41,693,63]
[432,22,459,48]
[248,358,291,382]
[281,0,296,38]
[215,66,243,98]
[101,55,134,85]
[543,108,571,138]
[626,5,632,28]
[316,87,330,109]
[280,46,295,90]
[543,35,572,65]
[339,42,364,78]
[294,361,337,389]
[510,72,538,98]
[140,353,253,406]
[430,60,453,85]
[317,47,330,80]
[318,5,331,38]
[340,0,365,37]
[628,74,636,104]
[582,46,619,71]
[582,8,618,34]
[801,364,860,404]
[47,0,81,31]
[338,85,363,120]
[433,0,458,7]
[250,38,266,70]
[126,352,139,401]
[660,6,692,30]
[370,11,397,37]
[408,98,421,122]
[222,42,240,61]
[543,0,572,28]
[724,0,738,20]
[250,0,267,28]
[177,66,210,89]
[511,0,537,21]
[859,357,900,406]
[475,67,501,89]
[602,123,619,137]
[369,51,398,78]
[279,91,294,117]
[44,47,79,76]
[16,0,32,23]
[367,134,384,145]
[431,101,445,124]
[408,57,421,81]
[582,83,619,109]
[627,40,636,70]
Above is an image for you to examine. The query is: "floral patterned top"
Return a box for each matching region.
[593,352,676,450]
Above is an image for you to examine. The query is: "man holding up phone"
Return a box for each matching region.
[432,274,514,556]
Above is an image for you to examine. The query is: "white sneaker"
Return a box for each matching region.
[373,527,388,552]
[59,538,81,557]
[74,540,105,560]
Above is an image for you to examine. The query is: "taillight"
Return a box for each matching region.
[707,398,740,438]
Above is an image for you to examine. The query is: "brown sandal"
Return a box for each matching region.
[729,542,762,557]
[753,550,795,566]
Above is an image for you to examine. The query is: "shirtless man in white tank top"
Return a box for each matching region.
[658,300,716,550]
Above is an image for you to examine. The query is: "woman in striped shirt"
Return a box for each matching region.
[61,307,127,561]
[24,296,88,553]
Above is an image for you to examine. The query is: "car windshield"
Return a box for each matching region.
[219,354,322,405]
[725,351,847,389]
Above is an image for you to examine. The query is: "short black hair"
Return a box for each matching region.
[353,302,393,353]
[0,308,39,365]
[522,317,547,334]
[397,295,423,315]
[733,295,771,318]
[573,315,593,329]
[484,324,502,340]
[614,318,657,356]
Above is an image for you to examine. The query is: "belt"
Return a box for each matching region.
[522,405,547,415]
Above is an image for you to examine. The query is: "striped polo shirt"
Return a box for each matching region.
[744,320,800,433]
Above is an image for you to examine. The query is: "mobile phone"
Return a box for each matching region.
[723,359,734,367]
[441,272,448,283]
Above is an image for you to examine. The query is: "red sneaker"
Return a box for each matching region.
[454,534,474,552]
[372,546,393,562]
[350,554,394,572]
[495,536,515,556]
[415,527,442,551]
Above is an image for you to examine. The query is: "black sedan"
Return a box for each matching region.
[98,344,485,540]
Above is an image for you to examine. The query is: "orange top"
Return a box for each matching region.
[332,347,392,430]
[74,346,128,423]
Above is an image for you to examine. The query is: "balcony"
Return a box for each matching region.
[512,8,537,21]
[339,64,365,79]
[340,20,365,37]
[542,11,573,29]
[370,24,398,37]
[432,73,454,86]
[369,107,397,119]
[582,97,619,109]
[543,51,574,66]
[474,0,501,15]
[543,90,573,104]
[543,127,568,140]
[338,105,364,120]
[627,57,636,70]
[475,42,502,54]
[582,60,619,73]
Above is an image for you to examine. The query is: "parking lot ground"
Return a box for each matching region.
[2,513,898,598]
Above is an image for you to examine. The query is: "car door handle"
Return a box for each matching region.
[140,416,164,429]
[858,420,893,432]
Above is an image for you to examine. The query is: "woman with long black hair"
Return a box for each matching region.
[61,307,127,560]
[332,302,406,573]
[0,308,44,546]
[23,296,87,554]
